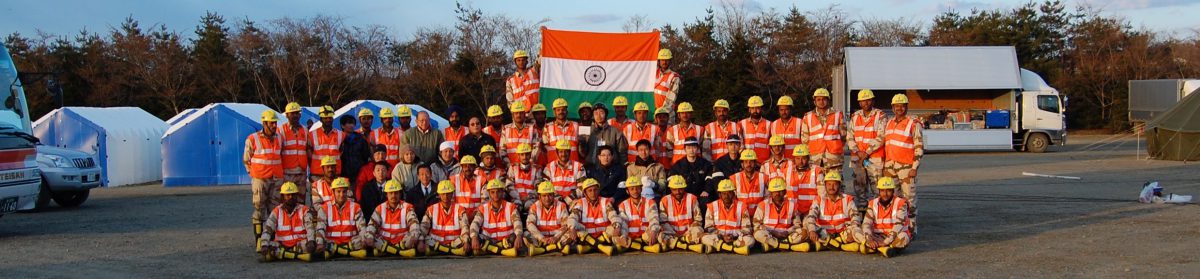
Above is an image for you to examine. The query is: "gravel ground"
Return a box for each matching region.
[1,134,1197,278]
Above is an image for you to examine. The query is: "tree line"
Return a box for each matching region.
[5,1,1199,131]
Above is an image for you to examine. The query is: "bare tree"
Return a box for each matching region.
[856,17,925,46]
[622,14,653,33]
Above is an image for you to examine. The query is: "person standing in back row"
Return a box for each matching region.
[800,88,847,171]
[279,103,311,205]
[883,94,924,234]
[247,109,284,239]
[654,49,681,120]
[848,89,887,208]
[401,111,445,165]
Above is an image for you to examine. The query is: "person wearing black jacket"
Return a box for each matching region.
[457,117,496,161]
[339,115,372,180]
[712,135,744,184]
[405,164,440,220]
[357,161,389,218]
[587,145,628,205]
[669,137,714,209]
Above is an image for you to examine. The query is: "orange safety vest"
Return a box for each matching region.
[452,173,483,215]
[480,201,518,240]
[443,126,467,152]
[322,201,361,244]
[884,117,919,164]
[371,127,403,166]
[770,117,801,159]
[704,121,741,160]
[311,179,334,204]
[508,164,538,201]
[659,193,698,235]
[739,118,771,163]
[309,129,344,175]
[618,198,652,238]
[532,200,568,237]
[279,123,309,172]
[732,171,767,215]
[483,126,502,145]
[814,194,854,234]
[756,199,798,234]
[656,125,673,169]
[785,166,822,214]
[427,202,464,245]
[607,118,634,135]
[869,197,908,235]
[508,69,540,107]
[543,121,580,163]
[668,124,702,164]
[375,202,414,244]
[273,205,310,248]
[476,167,504,184]
[623,123,660,163]
[707,200,746,235]
[653,70,680,108]
[760,158,793,181]
[578,197,613,237]
[247,132,283,179]
[501,123,538,165]
[852,110,886,159]
[546,161,583,198]
[802,111,845,156]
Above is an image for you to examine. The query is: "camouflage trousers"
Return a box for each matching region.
[883,161,918,227]
[700,232,756,249]
[661,226,704,245]
[851,157,884,208]
[251,177,281,224]
[809,152,844,171]
[855,230,911,249]
[752,227,810,247]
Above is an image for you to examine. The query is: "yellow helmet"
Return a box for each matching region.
[777,96,794,106]
[486,179,505,190]
[459,155,477,165]
[613,96,629,107]
[768,135,785,146]
[396,105,413,118]
[657,48,673,60]
[676,102,694,113]
[813,88,831,98]
[578,101,592,109]
[792,144,810,157]
[857,89,875,101]
[437,180,455,194]
[384,180,403,193]
[892,94,909,104]
[331,177,351,189]
[358,108,374,117]
[654,106,669,115]
[516,143,533,154]
[823,170,842,182]
[319,105,335,118]
[747,96,764,108]
[553,98,569,109]
[877,177,897,190]
[667,175,687,189]
[531,103,547,112]
[513,49,529,59]
[555,139,572,150]
[379,107,395,118]
[261,110,279,122]
[479,145,497,155]
[537,181,556,194]
[768,178,786,192]
[320,156,338,166]
[510,101,528,113]
[739,149,758,161]
[713,99,730,109]
[280,182,300,194]
[580,178,600,190]
[633,102,650,112]
[717,179,735,192]
[285,102,302,113]
[623,176,642,188]
[487,105,504,117]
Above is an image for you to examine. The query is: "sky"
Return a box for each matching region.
[2,0,1198,41]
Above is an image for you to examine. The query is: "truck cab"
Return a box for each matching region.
[0,44,44,218]
[1015,69,1067,152]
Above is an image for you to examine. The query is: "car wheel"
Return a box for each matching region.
[1026,133,1049,153]
[52,189,89,208]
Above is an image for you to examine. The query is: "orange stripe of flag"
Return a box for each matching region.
[541,27,659,61]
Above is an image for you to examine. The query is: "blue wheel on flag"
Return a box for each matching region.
[585,65,606,86]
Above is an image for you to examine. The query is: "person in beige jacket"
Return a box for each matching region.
[626,139,667,196]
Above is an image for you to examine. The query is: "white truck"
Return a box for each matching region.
[0,44,44,219]
[832,46,1067,152]
[1128,79,1199,123]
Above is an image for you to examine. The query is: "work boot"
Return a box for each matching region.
[792,242,813,252]
[841,242,861,253]
[253,223,263,241]
[349,249,368,259]
[397,248,418,257]
[561,245,575,255]
[435,244,452,253]
[718,243,734,252]
[256,239,266,253]
[583,235,600,245]
[629,241,643,251]
[450,246,469,256]
[500,248,519,257]
[483,240,501,254]
[334,244,353,256]
[862,245,876,254]
[762,239,777,253]
[597,244,616,256]
[733,245,750,255]
[879,247,898,258]
[778,242,792,251]
[672,239,689,250]
[827,238,843,250]
[641,243,662,253]
[528,246,547,257]
[543,243,560,252]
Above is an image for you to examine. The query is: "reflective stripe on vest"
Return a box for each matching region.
[708,201,745,235]
[376,203,412,243]
[608,118,633,134]
[579,198,613,237]
[870,198,907,234]
[453,174,482,215]
[428,203,463,245]
[653,71,679,108]
[280,124,309,171]
[786,167,821,214]
[509,165,537,201]
[544,121,579,163]
[534,201,568,237]
[248,133,283,179]
[852,110,885,159]
[623,123,659,163]
[274,205,310,247]
[757,200,797,234]
[444,126,467,152]
[770,118,801,158]
[815,195,853,234]
[323,202,360,244]
[733,171,766,215]
[309,129,344,175]
[312,180,334,204]
[670,124,701,163]
[803,111,845,155]
[705,121,741,159]
[619,198,650,238]
[547,161,583,197]
[660,194,697,235]
[885,117,918,164]
[481,202,517,239]
[502,124,537,164]
[739,118,771,162]
[372,128,403,165]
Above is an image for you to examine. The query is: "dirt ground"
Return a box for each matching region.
[1,134,1198,278]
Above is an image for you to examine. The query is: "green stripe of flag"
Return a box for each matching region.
[539,88,655,120]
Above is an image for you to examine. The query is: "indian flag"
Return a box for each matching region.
[540,27,659,119]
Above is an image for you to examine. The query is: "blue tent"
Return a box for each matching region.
[161,103,272,186]
[166,108,199,126]
[33,107,168,187]
[310,100,450,132]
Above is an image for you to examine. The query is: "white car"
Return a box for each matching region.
[32,145,101,209]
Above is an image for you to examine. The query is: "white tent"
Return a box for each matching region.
[33,107,168,187]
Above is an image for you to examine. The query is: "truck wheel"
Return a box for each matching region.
[52,189,89,208]
[1026,133,1049,153]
